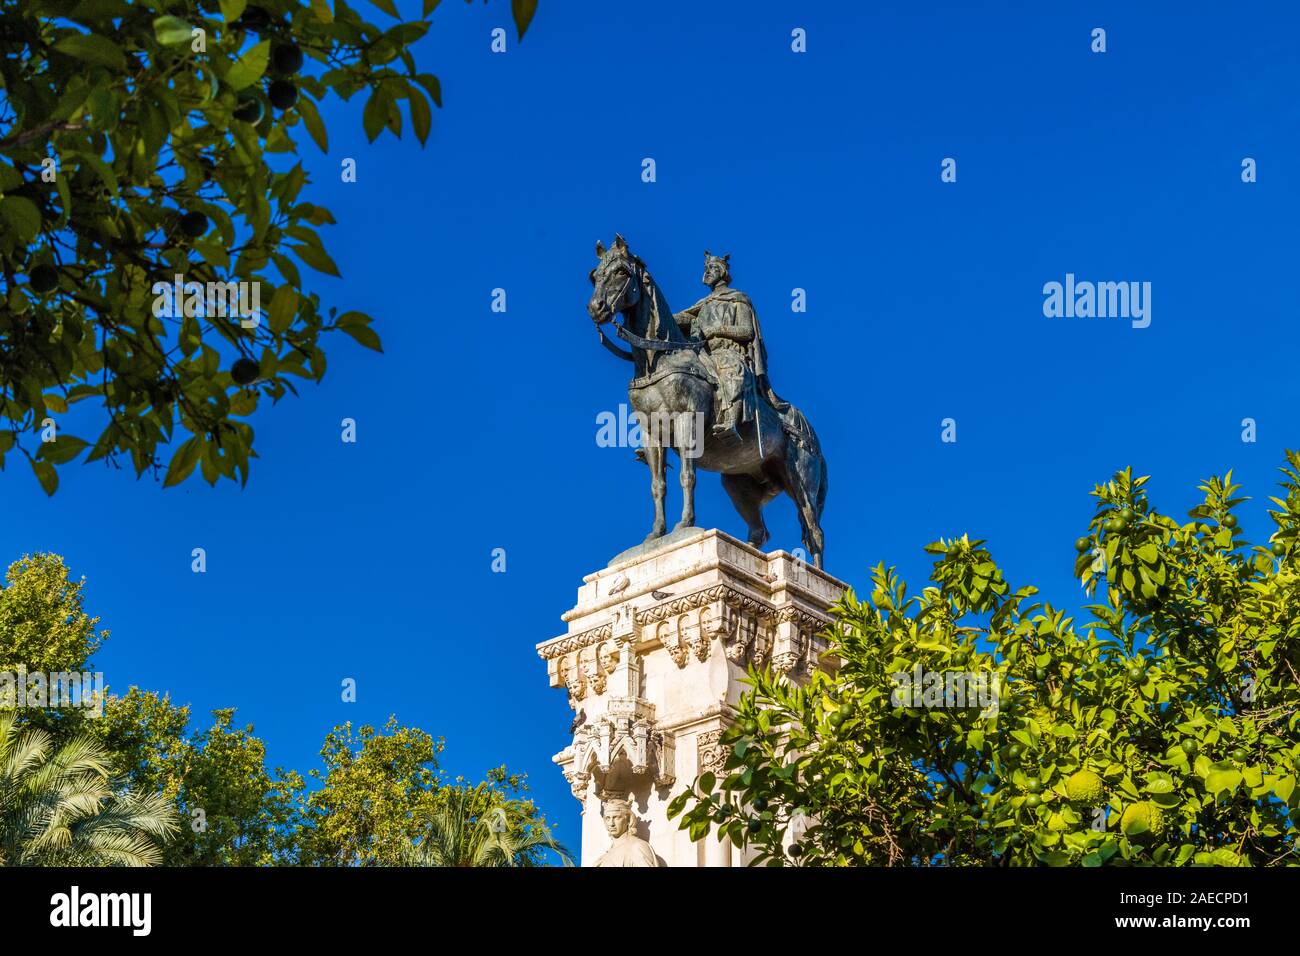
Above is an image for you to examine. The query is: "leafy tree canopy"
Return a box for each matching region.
[671,455,1300,867]
[0,551,553,866]
[0,0,537,493]
[0,552,106,673]
[92,690,305,865]
[296,716,551,866]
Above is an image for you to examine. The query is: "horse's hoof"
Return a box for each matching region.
[672,521,697,533]
[645,529,666,542]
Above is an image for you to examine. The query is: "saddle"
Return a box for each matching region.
[615,322,817,454]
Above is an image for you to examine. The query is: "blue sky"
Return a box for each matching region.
[5,1,1300,855]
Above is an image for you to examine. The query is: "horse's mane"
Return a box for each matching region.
[643,269,685,344]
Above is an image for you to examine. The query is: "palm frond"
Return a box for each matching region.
[0,721,178,867]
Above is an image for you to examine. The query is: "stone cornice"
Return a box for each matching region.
[633,583,768,627]
[537,582,835,662]
[537,621,613,661]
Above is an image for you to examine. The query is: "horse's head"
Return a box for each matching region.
[588,234,643,326]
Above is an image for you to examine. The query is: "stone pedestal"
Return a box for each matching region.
[537,528,847,866]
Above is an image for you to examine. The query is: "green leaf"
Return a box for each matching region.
[37,436,88,465]
[370,0,400,17]
[153,15,193,45]
[227,40,271,92]
[409,89,432,145]
[52,34,127,70]
[0,197,41,243]
[412,74,442,108]
[268,285,298,334]
[296,95,329,152]
[0,164,23,192]
[335,310,372,329]
[1205,768,1242,796]
[512,0,538,39]
[180,313,201,357]
[289,242,340,277]
[53,171,72,227]
[1143,773,1175,794]
[193,237,230,271]
[219,0,248,24]
[1270,775,1295,802]
[163,437,202,488]
[363,86,391,142]
[339,323,382,352]
[29,457,58,495]
[78,153,119,196]
[270,251,302,288]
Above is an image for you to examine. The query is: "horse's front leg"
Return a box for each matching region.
[644,441,667,540]
[673,411,698,531]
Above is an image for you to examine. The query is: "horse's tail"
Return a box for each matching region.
[800,413,827,518]
[816,451,828,521]
[779,404,827,566]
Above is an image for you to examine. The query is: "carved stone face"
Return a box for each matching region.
[702,258,727,289]
[603,804,631,839]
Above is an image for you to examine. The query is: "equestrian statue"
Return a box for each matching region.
[587,234,827,568]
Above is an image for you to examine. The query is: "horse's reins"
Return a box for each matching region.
[596,256,766,455]
[597,259,705,352]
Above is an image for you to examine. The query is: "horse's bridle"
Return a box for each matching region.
[596,256,705,353]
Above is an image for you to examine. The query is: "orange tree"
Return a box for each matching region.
[0,0,537,492]
[669,455,1300,866]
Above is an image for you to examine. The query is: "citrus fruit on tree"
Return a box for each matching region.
[271,42,304,75]
[268,79,298,110]
[27,263,58,294]
[231,358,260,386]
[1065,770,1105,804]
[1120,801,1166,843]
[180,211,208,238]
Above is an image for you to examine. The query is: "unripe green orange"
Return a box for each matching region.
[1120,801,1166,843]
[1065,770,1105,804]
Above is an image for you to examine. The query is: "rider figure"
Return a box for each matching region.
[675,252,767,439]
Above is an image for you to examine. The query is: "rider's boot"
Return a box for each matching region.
[712,403,739,439]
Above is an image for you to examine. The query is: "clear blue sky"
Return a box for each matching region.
[5,1,1300,855]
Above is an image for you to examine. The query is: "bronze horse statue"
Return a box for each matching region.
[587,235,827,568]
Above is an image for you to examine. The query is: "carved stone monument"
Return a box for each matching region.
[544,236,842,865]
[538,528,846,866]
